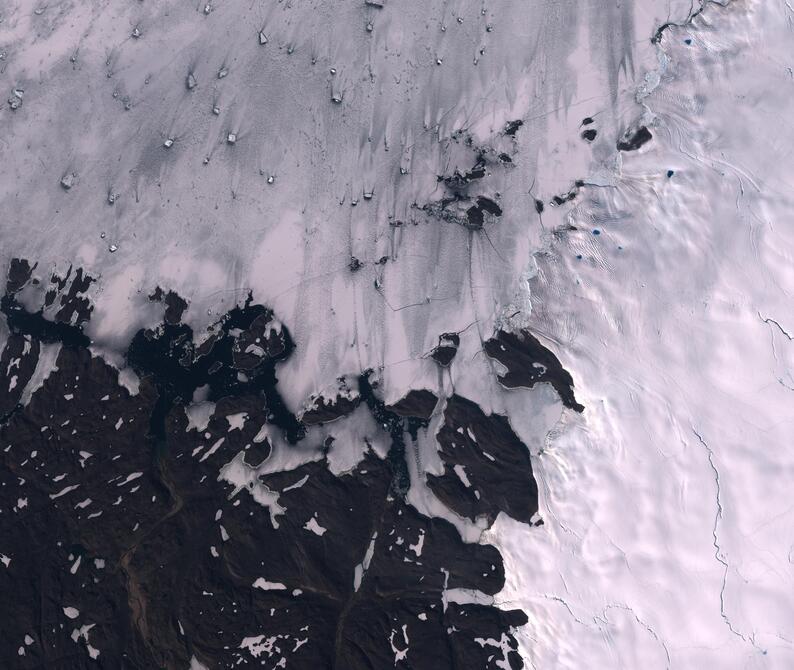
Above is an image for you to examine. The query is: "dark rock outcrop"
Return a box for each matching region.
[386,389,438,421]
[431,332,460,367]
[0,259,534,670]
[428,394,538,524]
[617,125,652,152]
[484,329,584,412]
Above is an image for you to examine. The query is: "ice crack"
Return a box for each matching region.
[597,604,671,669]
[525,595,672,666]
[759,312,794,340]
[692,428,766,654]
[536,594,591,628]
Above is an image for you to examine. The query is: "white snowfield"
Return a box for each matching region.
[2,0,793,667]
[486,1,794,668]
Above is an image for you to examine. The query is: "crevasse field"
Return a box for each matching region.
[1,0,792,667]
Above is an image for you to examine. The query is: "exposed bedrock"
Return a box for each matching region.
[484,329,584,413]
[0,258,537,670]
[428,394,539,525]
